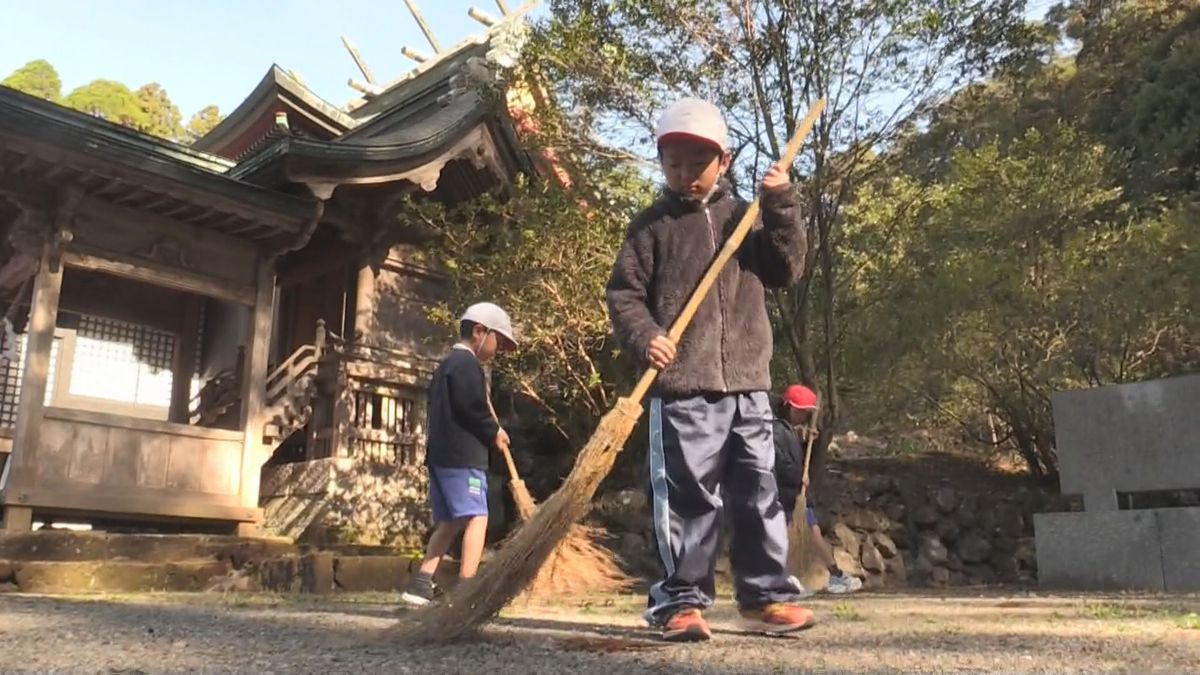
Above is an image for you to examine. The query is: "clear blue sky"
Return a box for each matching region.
[1,0,546,119]
[3,0,1058,128]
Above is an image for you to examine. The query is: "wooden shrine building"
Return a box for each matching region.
[0,11,539,544]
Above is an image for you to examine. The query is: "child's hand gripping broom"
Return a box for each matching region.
[391,98,827,644]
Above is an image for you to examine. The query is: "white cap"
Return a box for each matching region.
[655,98,728,151]
[460,302,517,346]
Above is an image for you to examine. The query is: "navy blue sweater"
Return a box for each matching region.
[425,346,499,469]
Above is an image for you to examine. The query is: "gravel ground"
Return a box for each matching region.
[1,590,1197,674]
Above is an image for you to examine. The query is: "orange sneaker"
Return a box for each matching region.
[737,603,817,635]
[662,608,712,642]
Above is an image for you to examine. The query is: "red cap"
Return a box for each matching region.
[781,384,818,410]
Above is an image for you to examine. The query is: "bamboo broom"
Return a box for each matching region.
[488,396,631,597]
[486,390,539,520]
[389,98,827,644]
[787,392,821,581]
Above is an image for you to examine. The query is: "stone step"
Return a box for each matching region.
[0,554,462,595]
[0,532,295,564]
[3,559,232,593]
[0,532,448,595]
[0,531,422,563]
[253,553,461,594]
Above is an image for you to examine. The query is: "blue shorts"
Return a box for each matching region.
[428,466,489,523]
[783,500,819,528]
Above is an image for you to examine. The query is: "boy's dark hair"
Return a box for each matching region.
[460,320,478,340]
[773,395,795,417]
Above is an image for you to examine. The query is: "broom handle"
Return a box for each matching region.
[499,446,522,484]
[797,395,821,507]
[628,98,826,405]
[485,381,524,484]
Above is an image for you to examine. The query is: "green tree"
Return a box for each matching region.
[802,0,1200,476]
[63,79,148,128]
[1069,1,1200,200]
[839,122,1198,476]
[1,59,62,102]
[527,0,1038,433]
[393,73,656,487]
[408,144,653,448]
[135,83,183,140]
[185,105,223,142]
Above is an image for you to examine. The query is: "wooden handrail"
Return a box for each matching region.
[190,368,236,405]
[192,320,329,426]
[264,318,329,405]
[265,345,317,402]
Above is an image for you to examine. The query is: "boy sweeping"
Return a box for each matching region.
[774,384,864,595]
[607,98,814,641]
[401,302,517,607]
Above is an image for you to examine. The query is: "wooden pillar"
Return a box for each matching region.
[235,260,275,536]
[1,247,64,531]
[338,263,378,460]
[353,263,376,344]
[0,501,32,532]
[169,294,204,424]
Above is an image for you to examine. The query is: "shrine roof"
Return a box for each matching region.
[0,86,318,244]
[191,65,359,159]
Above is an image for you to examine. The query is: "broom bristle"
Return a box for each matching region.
[507,477,631,598]
[387,397,644,644]
[508,478,538,521]
[787,499,825,590]
[521,523,633,598]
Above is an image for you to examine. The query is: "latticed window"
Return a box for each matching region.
[0,332,60,428]
[68,315,174,409]
[0,312,206,424]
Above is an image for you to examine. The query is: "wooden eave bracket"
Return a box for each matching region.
[46,185,84,274]
[273,196,328,257]
[400,124,500,192]
[12,184,86,275]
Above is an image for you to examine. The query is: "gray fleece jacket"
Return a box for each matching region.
[606,179,807,398]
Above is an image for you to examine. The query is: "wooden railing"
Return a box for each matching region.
[190,320,430,465]
[349,386,421,464]
[298,330,429,464]
[189,348,243,428]
[265,322,325,407]
[262,320,327,447]
[190,320,328,449]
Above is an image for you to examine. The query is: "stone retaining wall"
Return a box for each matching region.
[816,478,1044,588]
[594,461,1067,590]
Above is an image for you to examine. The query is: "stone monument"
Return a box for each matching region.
[1034,373,1200,591]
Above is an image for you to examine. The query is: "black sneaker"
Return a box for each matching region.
[400,575,437,607]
